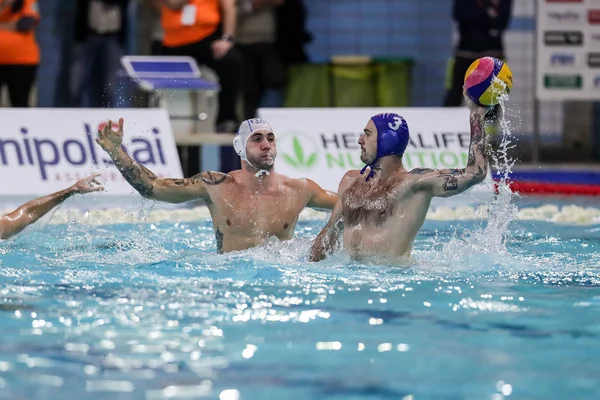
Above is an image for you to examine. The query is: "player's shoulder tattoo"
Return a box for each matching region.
[164,171,230,187]
[409,168,431,175]
[195,171,230,186]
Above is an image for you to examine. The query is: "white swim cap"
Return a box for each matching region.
[233,118,274,161]
[233,118,275,177]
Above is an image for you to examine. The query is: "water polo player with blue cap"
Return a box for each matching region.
[360,113,410,181]
[310,94,492,263]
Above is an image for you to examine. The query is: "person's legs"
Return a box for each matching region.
[162,42,205,175]
[0,65,7,105]
[237,44,260,119]
[75,35,104,107]
[443,56,475,107]
[202,46,243,126]
[5,64,38,107]
[101,35,125,107]
[238,44,262,119]
[198,40,243,172]
[258,42,286,109]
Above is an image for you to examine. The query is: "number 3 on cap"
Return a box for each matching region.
[388,116,402,131]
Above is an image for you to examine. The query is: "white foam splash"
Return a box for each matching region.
[1,204,599,226]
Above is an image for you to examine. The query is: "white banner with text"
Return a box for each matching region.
[0,108,182,196]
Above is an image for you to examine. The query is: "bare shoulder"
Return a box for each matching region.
[280,174,314,192]
[340,170,362,190]
[342,170,362,180]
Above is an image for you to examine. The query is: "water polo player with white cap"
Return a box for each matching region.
[96,116,338,254]
[233,118,276,177]
[310,93,492,263]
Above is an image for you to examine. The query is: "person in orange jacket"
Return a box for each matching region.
[0,0,39,107]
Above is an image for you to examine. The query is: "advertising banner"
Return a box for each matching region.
[0,108,182,196]
[536,0,600,100]
[258,107,490,196]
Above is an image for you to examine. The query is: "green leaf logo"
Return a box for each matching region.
[293,137,305,164]
[281,134,319,170]
[282,154,299,167]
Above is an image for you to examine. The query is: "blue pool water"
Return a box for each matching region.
[1,196,600,400]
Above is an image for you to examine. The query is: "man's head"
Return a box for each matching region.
[234,118,277,173]
[359,113,409,165]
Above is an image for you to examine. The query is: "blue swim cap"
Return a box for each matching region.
[360,113,410,180]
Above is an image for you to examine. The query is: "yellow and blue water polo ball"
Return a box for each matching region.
[464,57,513,107]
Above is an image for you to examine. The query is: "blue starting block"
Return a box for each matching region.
[120,55,220,106]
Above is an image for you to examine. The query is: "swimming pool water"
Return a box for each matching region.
[0,196,599,400]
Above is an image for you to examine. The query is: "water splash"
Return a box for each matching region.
[486,93,520,242]
[440,92,520,263]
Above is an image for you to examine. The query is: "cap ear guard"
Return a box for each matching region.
[233,135,245,159]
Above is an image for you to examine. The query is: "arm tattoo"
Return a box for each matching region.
[469,113,486,163]
[201,171,228,186]
[444,169,464,176]
[162,171,228,187]
[467,146,476,166]
[410,168,431,175]
[215,227,224,254]
[118,162,157,198]
[441,173,459,191]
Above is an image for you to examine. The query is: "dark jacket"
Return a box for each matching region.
[275,0,312,65]
[454,0,512,53]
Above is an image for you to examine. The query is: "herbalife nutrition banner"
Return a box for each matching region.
[258,107,474,193]
[536,0,600,100]
[0,108,182,196]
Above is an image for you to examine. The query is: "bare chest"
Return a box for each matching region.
[342,180,403,226]
[210,187,305,236]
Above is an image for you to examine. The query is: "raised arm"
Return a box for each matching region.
[96,118,226,203]
[0,174,103,240]
[410,95,489,198]
[305,179,338,211]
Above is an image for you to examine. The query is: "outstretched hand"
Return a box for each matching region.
[71,173,104,194]
[96,118,124,156]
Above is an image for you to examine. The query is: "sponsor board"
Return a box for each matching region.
[589,32,600,47]
[550,52,577,66]
[544,74,583,88]
[0,109,182,196]
[543,31,583,46]
[589,9,600,23]
[258,108,492,196]
[537,0,600,99]
[588,52,600,67]
[547,10,582,24]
